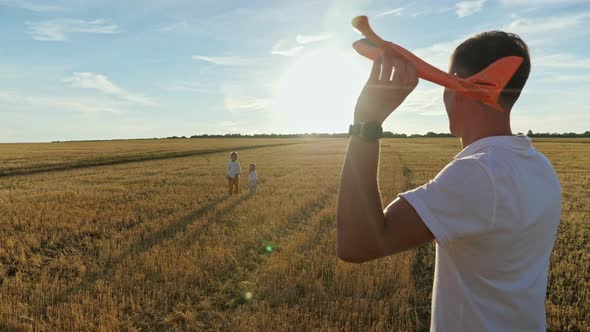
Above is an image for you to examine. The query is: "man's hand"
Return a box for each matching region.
[354,50,419,124]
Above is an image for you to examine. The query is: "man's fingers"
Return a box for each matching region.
[368,56,381,83]
[390,56,407,82]
[380,53,394,82]
[391,55,419,88]
[364,50,419,94]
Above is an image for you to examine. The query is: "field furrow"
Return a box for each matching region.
[0,140,312,177]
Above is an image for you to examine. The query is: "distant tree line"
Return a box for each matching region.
[524,130,590,138]
[165,131,455,139]
[50,130,590,143]
[158,130,590,140]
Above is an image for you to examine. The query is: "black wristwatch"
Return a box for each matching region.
[349,122,383,141]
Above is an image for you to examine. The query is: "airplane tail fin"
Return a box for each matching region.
[465,56,524,111]
[467,56,523,90]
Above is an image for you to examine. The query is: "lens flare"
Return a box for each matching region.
[244,291,253,300]
[265,244,274,253]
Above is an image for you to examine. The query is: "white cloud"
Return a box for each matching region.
[271,40,303,56]
[0,0,63,12]
[409,16,590,73]
[63,72,155,106]
[456,0,487,18]
[64,72,121,94]
[503,12,590,36]
[271,46,303,56]
[398,85,446,116]
[295,33,333,44]
[219,121,237,127]
[552,75,590,82]
[220,83,272,114]
[410,7,453,18]
[0,90,16,102]
[224,96,271,112]
[155,21,190,33]
[192,55,253,66]
[270,33,332,57]
[413,38,464,69]
[376,7,404,18]
[535,53,590,69]
[538,74,590,83]
[0,90,19,102]
[0,89,122,113]
[512,112,590,134]
[26,95,122,113]
[499,0,586,6]
[163,82,213,93]
[26,18,120,41]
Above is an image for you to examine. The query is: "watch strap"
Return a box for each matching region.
[349,122,383,140]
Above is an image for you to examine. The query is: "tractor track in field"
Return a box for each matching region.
[0,141,312,178]
[190,186,337,330]
[227,186,335,271]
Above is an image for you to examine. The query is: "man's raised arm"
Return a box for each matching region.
[336,52,433,263]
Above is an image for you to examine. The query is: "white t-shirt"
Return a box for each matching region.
[400,135,561,332]
[248,170,257,182]
[226,161,241,177]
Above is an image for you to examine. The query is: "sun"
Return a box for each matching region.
[273,47,368,134]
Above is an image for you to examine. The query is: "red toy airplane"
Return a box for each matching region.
[351,16,523,112]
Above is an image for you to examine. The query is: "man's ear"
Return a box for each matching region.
[458,93,497,115]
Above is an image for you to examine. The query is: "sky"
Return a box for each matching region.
[1,0,589,142]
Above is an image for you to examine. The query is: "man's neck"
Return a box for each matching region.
[460,127,513,149]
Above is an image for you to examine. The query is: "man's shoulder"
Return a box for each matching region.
[400,153,497,245]
[460,143,550,177]
[439,155,492,181]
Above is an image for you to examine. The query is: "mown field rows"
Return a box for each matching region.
[0,138,314,176]
[0,138,587,331]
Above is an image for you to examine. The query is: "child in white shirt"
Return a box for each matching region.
[226,152,241,195]
[248,163,258,195]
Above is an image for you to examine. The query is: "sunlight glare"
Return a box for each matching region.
[273,48,368,133]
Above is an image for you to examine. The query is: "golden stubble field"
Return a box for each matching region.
[0,138,588,331]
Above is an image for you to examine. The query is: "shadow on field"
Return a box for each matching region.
[133,195,233,252]
[166,194,253,251]
[36,193,253,319]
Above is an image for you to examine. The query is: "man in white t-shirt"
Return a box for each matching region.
[336,31,561,331]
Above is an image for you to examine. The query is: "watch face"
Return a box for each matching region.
[350,122,382,140]
[362,122,383,140]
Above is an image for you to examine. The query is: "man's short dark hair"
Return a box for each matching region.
[450,31,531,111]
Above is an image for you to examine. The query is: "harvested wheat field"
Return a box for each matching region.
[0,138,588,331]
